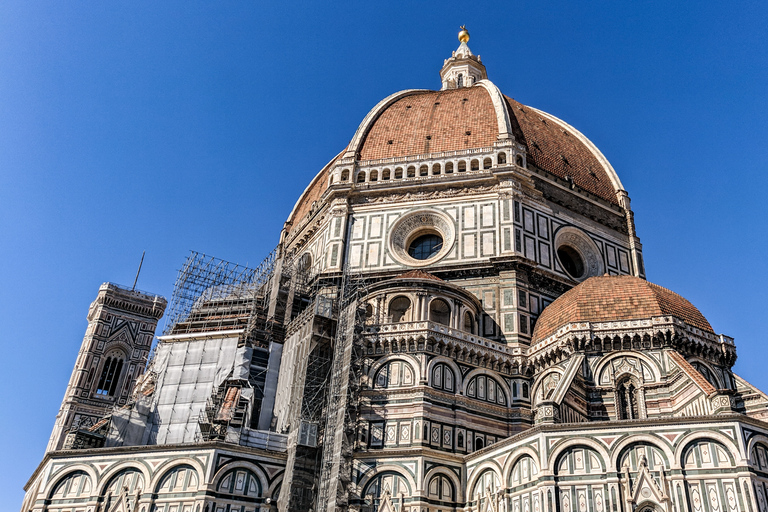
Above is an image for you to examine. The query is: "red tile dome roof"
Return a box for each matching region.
[532,275,714,342]
[286,82,625,233]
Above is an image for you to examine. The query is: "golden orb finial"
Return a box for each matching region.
[458,25,470,44]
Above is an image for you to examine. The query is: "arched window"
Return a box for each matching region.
[407,166,416,178]
[375,360,415,388]
[483,157,492,169]
[466,375,507,405]
[96,352,124,396]
[616,377,640,420]
[497,152,507,164]
[516,155,524,167]
[419,165,428,176]
[510,455,539,486]
[429,298,451,326]
[470,159,479,171]
[104,468,145,497]
[432,163,441,175]
[457,431,464,448]
[154,464,199,512]
[297,252,312,273]
[445,161,454,173]
[389,296,411,323]
[475,437,485,451]
[432,363,455,392]
[394,167,403,179]
[370,170,378,182]
[522,382,529,398]
[427,474,454,501]
[382,169,391,180]
[357,172,366,183]
[457,74,464,88]
[512,381,518,397]
[341,169,350,181]
[458,160,467,172]
[364,303,374,325]
[362,472,410,512]
[50,471,92,501]
[463,311,475,334]
[217,467,261,497]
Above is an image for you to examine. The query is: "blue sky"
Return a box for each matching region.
[1,1,767,507]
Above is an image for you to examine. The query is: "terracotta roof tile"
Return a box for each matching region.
[395,269,443,281]
[532,275,714,342]
[504,96,619,205]
[359,87,497,160]
[667,351,717,395]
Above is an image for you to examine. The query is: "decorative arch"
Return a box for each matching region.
[388,295,414,323]
[747,434,768,470]
[548,437,610,473]
[501,446,542,484]
[609,434,674,472]
[356,465,417,500]
[467,462,503,498]
[427,356,462,390]
[674,431,741,469]
[211,460,270,500]
[149,457,205,492]
[593,351,663,386]
[553,445,606,476]
[43,464,98,499]
[688,358,724,389]
[47,469,93,500]
[509,454,540,487]
[153,463,200,494]
[462,368,510,406]
[96,461,151,497]
[371,357,417,389]
[423,467,463,503]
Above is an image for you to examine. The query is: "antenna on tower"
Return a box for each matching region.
[132,251,145,291]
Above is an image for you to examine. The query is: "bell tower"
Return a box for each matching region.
[46,282,166,451]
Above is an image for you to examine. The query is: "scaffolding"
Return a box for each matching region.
[315,266,369,512]
[163,249,277,338]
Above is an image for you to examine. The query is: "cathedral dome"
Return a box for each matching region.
[285,80,626,234]
[532,275,714,343]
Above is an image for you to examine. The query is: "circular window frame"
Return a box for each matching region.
[388,209,455,268]
[553,226,604,282]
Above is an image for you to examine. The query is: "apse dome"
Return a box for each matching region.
[531,275,715,343]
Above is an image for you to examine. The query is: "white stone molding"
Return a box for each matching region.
[609,434,674,473]
[425,355,464,390]
[476,80,514,141]
[553,225,605,281]
[42,463,99,500]
[501,446,543,486]
[366,353,421,384]
[147,457,206,492]
[387,208,456,268]
[210,459,271,500]
[95,461,152,497]
[546,437,611,474]
[672,430,742,469]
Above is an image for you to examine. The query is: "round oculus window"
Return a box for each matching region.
[553,226,604,281]
[388,209,455,267]
[556,245,585,279]
[408,233,443,260]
